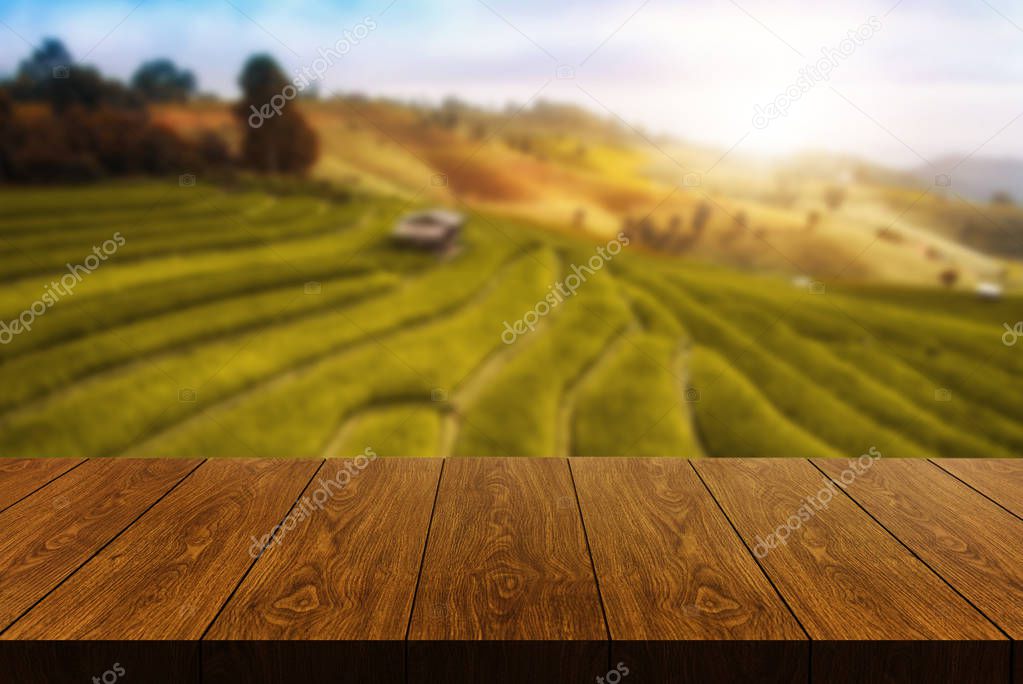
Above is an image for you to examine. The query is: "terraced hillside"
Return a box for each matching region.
[156,100,1023,290]
[0,183,1019,458]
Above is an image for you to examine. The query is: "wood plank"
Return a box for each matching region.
[0,456,1017,682]
[407,458,606,683]
[693,458,1009,684]
[0,459,83,512]
[571,458,806,682]
[2,459,319,642]
[817,458,1023,684]
[0,458,201,632]
[932,459,1023,519]
[204,457,442,683]
[814,458,1023,638]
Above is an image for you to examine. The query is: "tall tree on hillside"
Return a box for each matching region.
[0,89,11,180]
[0,89,10,129]
[131,59,197,102]
[692,201,712,234]
[234,54,318,174]
[12,38,72,98]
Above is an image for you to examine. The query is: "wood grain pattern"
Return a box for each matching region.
[693,458,1008,683]
[0,458,200,632]
[932,458,1023,519]
[814,458,1023,639]
[0,458,83,512]
[208,457,439,639]
[0,457,1015,683]
[204,458,442,684]
[2,458,319,641]
[409,458,604,640]
[572,458,806,682]
[408,457,605,683]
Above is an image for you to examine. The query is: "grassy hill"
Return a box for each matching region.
[154,98,1023,291]
[1,182,1019,458]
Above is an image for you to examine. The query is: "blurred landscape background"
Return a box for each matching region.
[0,0,1020,458]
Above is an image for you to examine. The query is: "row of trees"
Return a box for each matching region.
[621,201,715,254]
[6,39,196,110]
[1,39,318,183]
[0,87,229,182]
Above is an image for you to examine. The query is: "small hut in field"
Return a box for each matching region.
[393,210,463,255]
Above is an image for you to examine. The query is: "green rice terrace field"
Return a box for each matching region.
[0,183,1020,459]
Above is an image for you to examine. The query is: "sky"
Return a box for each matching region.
[1,0,1021,169]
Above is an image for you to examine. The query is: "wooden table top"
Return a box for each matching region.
[0,457,1020,683]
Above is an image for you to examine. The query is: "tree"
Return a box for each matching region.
[234,54,318,174]
[806,210,821,232]
[51,66,141,113]
[692,201,712,234]
[131,59,196,102]
[62,106,197,175]
[9,39,139,113]
[621,216,636,243]
[195,131,232,168]
[11,38,72,99]
[991,191,1014,206]
[0,88,10,130]
[667,214,683,234]
[1,107,102,182]
[436,96,465,129]
[0,88,11,180]
[824,185,847,211]
[1,44,230,184]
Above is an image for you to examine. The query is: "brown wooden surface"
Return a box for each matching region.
[814,458,1023,639]
[2,458,319,640]
[0,457,1018,684]
[571,458,806,682]
[0,458,200,632]
[932,458,1023,519]
[407,457,606,683]
[0,458,82,512]
[693,458,1009,683]
[209,458,441,640]
[408,458,605,641]
[205,458,442,684]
